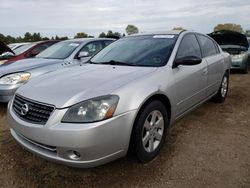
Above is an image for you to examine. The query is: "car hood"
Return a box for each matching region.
[17,64,157,108]
[0,58,64,77]
[0,41,14,55]
[208,30,249,49]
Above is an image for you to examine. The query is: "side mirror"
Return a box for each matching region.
[1,51,14,58]
[30,50,39,57]
[173,56,202,68]
[78,51,90,59]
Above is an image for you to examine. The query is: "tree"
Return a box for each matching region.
[42,37,50,41]
[33,32,42,41]
[113,32,122,38]
[24,32,33,42]
[173,27,186,31]
[74,32,88,38]
[126,25,139,35]
[6,35,16,43]
[106,30,114,37]
[98,32,106,38]
[105,30,121,39]
[214,23,244,33]
[60,36,69,40]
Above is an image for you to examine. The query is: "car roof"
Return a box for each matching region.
[65,38,115,43]
[127,30,184,37]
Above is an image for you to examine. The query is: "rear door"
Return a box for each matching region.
[173,34,208,116]
[196,34,224,96]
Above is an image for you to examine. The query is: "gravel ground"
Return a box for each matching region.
[0,73,250,188]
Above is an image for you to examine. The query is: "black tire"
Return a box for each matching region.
[242,64,249,74]
[131,100,169,163]
[212,73,229,103]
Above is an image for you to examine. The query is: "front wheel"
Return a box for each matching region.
[131,101,169,163]
[212,73,229,103]
[242,64,249,74]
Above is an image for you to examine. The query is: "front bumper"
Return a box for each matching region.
[0,84,21,103]
[230,58,247,70]
[7,102,137,168]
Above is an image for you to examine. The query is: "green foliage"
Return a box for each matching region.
[74,32,88,38]
[125,25,139,35]
[0,25,140,44]
[214,23,244,34]
[0,32,55,44]
[173,27,186,31]
[98,32,106,38]
[98,31,122,38]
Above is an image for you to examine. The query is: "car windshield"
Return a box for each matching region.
[36,41,81,59]
[90,35,177,67]
[13,43,36,55]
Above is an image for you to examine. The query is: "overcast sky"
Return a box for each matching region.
[1,0,249,38]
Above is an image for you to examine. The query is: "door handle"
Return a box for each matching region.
[202,68,208,75]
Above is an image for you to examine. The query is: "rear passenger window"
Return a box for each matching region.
[197,35,218,57]
[176,34,202,59]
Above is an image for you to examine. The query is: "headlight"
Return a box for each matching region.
[62,95,119,123]
[0,60,7,65]
[0,72,31,85]
[232,53,245,59]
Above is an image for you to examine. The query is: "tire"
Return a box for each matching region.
[131,100,169,163]
[242,64,249,74]
[212,73,229,103]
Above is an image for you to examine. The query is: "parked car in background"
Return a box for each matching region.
[7,31,231,168]
[2,40,59,66]
[0,41,15,65]
[248,37,250,54]
[0,38,114,102]
[209,30,250,73]
[8,42,30,50]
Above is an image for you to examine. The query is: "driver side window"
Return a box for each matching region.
[177,34,202,59]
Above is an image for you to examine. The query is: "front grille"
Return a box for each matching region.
[13,95,55,125]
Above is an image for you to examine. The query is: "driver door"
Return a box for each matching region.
[173,34,208,117]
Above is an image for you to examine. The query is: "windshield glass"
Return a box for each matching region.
[91,35,177,67]
[36,41,81,59]
[13,43,36,55]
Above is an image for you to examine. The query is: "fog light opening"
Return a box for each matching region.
[68,150,81,160]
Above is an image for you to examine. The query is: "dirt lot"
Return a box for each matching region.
[0,73,250,188]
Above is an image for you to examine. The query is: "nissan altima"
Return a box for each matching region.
[8,31,231,168]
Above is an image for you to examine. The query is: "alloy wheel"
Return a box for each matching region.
[142,110,164,153]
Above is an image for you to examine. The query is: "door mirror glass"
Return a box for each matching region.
[174,56,202,68]
[78,51,90,59]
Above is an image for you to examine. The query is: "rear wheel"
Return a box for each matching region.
[131,101,169,163]
[212,73,229,103]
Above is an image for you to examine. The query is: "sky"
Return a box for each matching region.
[0,0,249,38]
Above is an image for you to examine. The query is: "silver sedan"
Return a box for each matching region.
[8,30,231,168]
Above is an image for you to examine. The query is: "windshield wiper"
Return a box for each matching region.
[91,60,136,66]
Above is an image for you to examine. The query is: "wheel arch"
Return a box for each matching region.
[128,93,172,154]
